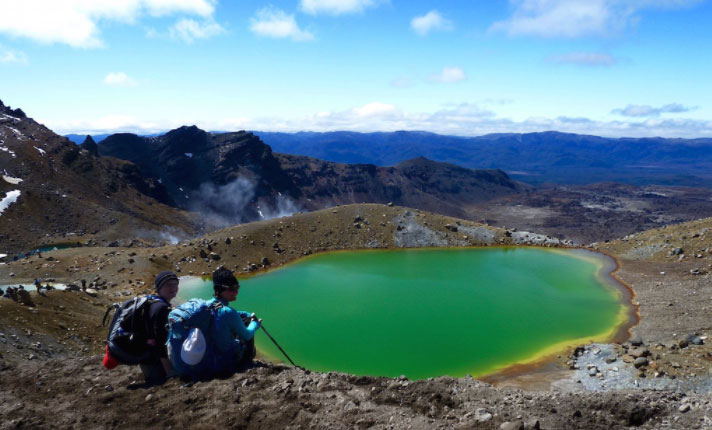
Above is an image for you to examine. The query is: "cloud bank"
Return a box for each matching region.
[490,0,702,38]
[612,103,696,117]
[250,7,314,41]
[103,72,137,87]
[299,0,383,15]
[548,52,617,66]
[170,18,225,43]
[411,11,453,36]
[49,101,712,139]
[0,0,218,47]
[430,66,466,83]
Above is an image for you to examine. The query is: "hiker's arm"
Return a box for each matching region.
[227,310,259,341]
[150,304,171,358]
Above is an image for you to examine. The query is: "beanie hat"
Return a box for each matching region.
[154,271,178,292]
[212,267,239,296]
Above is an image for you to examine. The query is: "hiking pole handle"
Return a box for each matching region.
[260,323,298,368]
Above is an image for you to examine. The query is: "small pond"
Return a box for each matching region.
[177,247,632,380]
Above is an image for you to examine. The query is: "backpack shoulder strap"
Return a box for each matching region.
[102,303,120,326]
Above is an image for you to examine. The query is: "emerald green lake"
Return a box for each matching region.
[178,247,629,380]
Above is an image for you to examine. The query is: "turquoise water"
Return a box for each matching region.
[177,247,627,379]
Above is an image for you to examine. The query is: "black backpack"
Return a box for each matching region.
[102,295,162,365]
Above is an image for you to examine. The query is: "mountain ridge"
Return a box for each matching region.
[97,126,525,224]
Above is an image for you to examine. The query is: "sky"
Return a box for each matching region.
[0,0,711,138]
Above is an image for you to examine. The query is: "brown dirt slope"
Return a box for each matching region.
[0,100,197,254]
[2,205,712,429]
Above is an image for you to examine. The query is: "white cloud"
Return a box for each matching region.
[300,0,382,15]
[0,0,218,48]
[549,52,617,66]
[430,66,466,83]
[0,46,28,64]
[612,103,695,117]
[353,102,399,118]
[47,102,712,139]
[250,7,314,41]
[170,18,224,43]
[490,0,702,38]
[411,10,453,36]
[103,72,137,87]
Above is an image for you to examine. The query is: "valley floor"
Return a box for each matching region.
[2,204,712,429]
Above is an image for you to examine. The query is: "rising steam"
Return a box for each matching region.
[189,177,300,229]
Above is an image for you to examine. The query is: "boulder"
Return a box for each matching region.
[85,289,98,297]
[474,408,492,423]
[500,421,524,430]
[629,347,650,359]
[633,357,648,368]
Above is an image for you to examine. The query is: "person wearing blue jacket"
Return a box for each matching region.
[208,268,261,376]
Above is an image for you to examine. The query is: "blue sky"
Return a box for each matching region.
[0,0,711,137]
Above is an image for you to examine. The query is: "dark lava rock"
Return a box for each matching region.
[225,237,231,245]
[261,257,270,266]
[672,247,684,255]
[629,336,644,347]
[199,249,208,259]
[209,252,220,261]
[633,357,649,368]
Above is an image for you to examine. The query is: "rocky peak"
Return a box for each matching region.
[160,125,209,154]
[0,98,27,119]
[80,135,98,156]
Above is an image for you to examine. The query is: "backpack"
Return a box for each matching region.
[102,295,163,365]
[166,298,223,378]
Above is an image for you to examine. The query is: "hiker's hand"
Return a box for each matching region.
[250,313,258,321]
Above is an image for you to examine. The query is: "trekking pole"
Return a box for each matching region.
[259,323,298,368]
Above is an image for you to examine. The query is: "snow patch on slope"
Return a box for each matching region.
[0,190,21,215]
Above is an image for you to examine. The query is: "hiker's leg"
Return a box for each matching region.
[140,361,167,386]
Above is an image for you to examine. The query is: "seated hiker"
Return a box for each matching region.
[208,268,261,376]
[139,271,179,385]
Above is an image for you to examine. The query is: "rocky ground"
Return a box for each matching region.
[468,183,712,245]
[2,204,712,429]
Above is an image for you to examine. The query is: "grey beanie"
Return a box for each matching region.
[154,271,178,292]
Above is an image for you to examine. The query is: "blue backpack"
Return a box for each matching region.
[167,298,223,378]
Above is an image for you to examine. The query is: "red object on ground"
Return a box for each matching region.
[102,345,119,369]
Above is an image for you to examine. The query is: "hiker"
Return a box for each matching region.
[81,279,86,292]
[139,271,179,385]
[207,268,261,376]
[16,286,34,307]
[34,278,40,294]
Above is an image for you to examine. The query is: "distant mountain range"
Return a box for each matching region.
[98,126,524,225]
[255,131,712,186]
[69,130,712,187]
